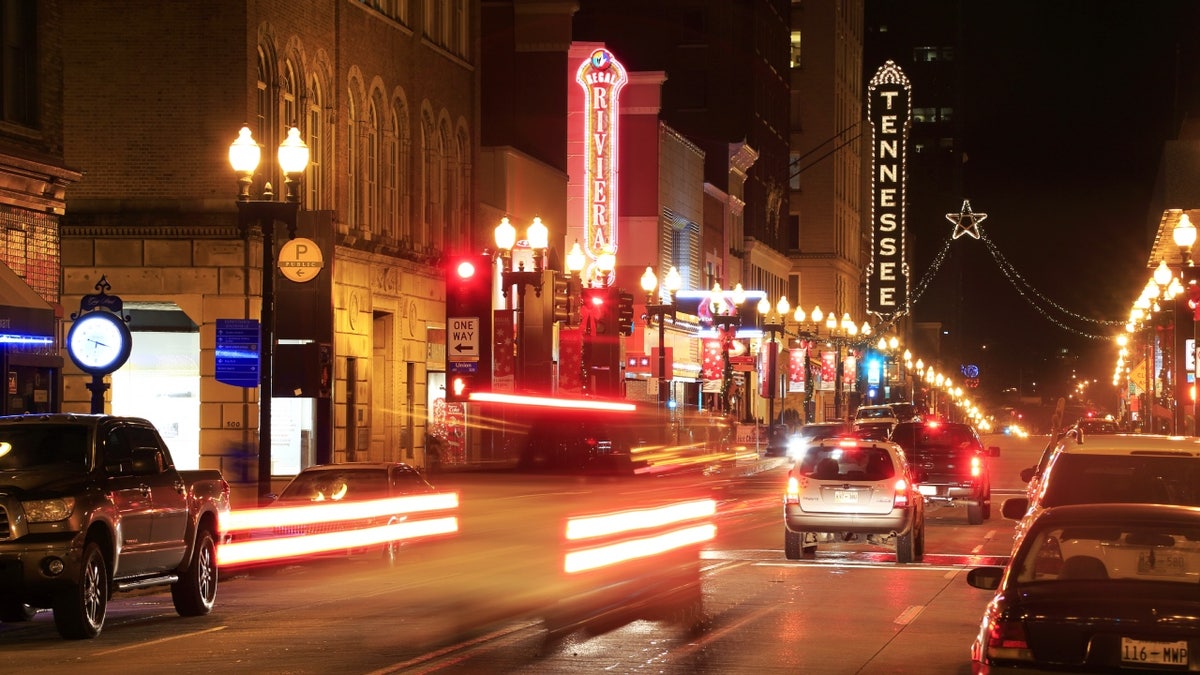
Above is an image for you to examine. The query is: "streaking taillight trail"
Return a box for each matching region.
[562,498,717,574]
[216,492,460,567]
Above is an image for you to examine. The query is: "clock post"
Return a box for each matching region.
[67,276,133,414]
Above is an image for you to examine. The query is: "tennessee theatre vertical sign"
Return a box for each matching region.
[576,48,628,281]
[866,61,911,320]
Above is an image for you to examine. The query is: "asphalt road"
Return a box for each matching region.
[3,433,1043,674]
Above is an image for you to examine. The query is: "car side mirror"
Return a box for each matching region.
[130,448,163,475]
[966,566,1003,590]
[1001,497,1029,521]
[987,445,1000,457]
[1019,466,1036,483]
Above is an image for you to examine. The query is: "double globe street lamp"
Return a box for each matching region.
[493,216,549,389]
[229,125,310,504]
[640,265,682,407]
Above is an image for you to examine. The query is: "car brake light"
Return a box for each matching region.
[785,474,800,504]
[926,420,941,429]
[985,618,1033,662]
[970,455,982,477]
[893,478,909,508]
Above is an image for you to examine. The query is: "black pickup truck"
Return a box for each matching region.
[890,420,1000,525]
[0,414,229,638]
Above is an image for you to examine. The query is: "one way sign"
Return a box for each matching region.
[448,317,480,360]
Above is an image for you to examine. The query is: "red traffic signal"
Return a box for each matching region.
[1188,280,1200,320]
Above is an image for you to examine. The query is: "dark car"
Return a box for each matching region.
[1068,417,1120,436]
[769,421,854,460]
[890,420,999,525]
[967,503,1200,672]
[258,462,438,566]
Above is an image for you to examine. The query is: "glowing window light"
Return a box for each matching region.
[222,492,459,533]
[563,523,716,574]
[467,391,636,412]
[217,516,458,567]
[566,499,716,541]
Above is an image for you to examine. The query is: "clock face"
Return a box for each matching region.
[67,311,132,375]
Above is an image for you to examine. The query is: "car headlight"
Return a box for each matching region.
[23,497,76,522]
[786,437,804,458]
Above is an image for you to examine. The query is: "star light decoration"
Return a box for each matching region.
[947,199,987,240]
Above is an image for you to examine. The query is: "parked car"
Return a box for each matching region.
[851,421,895,442]
[890,419,998,525]
[966,503,1200,672]
[0,414,229,638]
[257,462,438,566]
[783,437,925,563]
[1003,434,1200,547]
[1068,416,1120,436]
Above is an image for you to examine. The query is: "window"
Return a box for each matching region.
[0,0,37,127]
[790,30,802,69]
[913,46,940,62]
[306,75,325,210]
[913,107,937,123]
[366,101,380,232]
[347,91,359,227]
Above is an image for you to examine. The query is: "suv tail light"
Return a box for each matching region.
[785,474,800,504]
[893,478,909,508]
[970,455,983,477]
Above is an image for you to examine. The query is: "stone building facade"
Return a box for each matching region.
[56,1,475,487]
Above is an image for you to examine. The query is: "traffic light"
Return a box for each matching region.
[447,372,475,402]
[551,272,573,325]
[445,252,494,401]
[617,290,635,336]
[581,287,616,335]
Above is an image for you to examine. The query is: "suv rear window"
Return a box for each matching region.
[797,445,896,481]
[1042,454,1200,507]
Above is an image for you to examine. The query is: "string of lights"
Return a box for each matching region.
[976,231,1117,340]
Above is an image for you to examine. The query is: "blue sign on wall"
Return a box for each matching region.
[216,318,260,388]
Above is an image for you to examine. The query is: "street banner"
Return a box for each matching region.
[788,347,806,393]
[701,338,724,392]
[559,327,582,395]
[819,351,836,391]
[493,309,514,392]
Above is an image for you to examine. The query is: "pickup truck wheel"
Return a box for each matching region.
[967,499,985,525]
[171,529,217,616]
[0,599,36,622]
[53,541,107,639]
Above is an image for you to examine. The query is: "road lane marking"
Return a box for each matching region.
[894,605,925,625]
[367,620,542,674]
[92,625,227,656]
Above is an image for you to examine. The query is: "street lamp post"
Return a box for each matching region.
[229,125,309,505]
[710,283,744,417]
[493,216,550,389]
[757,295,790,442]
[640,265,681,406]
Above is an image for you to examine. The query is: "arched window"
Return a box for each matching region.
[421,109,437,247]
[393,98,411,244]
[281,60,298,129]
[347,90,359,228]
[365,100,380,233]
[454,125,470,244]
[306,74,325,210]
[256,45,280,194]
[438,118,452,249]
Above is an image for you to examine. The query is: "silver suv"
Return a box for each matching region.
[783,437,925,563]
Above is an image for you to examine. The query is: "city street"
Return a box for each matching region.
[2,433,1040,673]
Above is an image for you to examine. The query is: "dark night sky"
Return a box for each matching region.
[915,1,1200,408]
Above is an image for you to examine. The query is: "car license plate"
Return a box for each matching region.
[1121,637,1189,667]
[917,485,936,496]
[1137,550,1187,577]
[834,490,858,504]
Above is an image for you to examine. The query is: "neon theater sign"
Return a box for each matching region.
[576,48,628,286]
[866,60,911,320]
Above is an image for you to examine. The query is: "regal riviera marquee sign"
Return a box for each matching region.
[575,48,628,283]
[866,60,911,319]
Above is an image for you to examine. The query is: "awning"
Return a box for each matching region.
[0,263,54,338]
